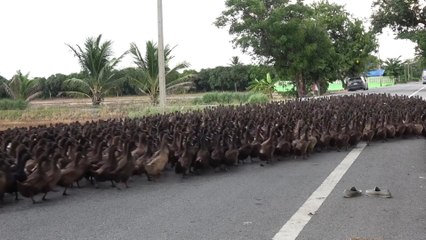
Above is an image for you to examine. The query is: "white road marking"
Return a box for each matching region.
[408,86,425,97]
[272,143,367,240]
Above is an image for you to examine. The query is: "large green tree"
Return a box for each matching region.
[1,70,42,102]
[313,1,378,88]
[129,41,191,105]
[216,0,336,97]
[65,34,127,105]
[372,0,426,64]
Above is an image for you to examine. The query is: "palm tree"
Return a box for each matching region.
[247,73,277,99]
[129,41,192,105]
[383,57,405,79]
[1,70,42,102]
[64,34,127,105]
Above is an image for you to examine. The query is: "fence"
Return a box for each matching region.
[275,76,395,93]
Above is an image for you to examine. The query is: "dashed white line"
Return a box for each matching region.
[408,86,425,97]
[272,143,367,240]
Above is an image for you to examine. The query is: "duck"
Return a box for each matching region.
[113,140,136,188]
[348,119,362,146]
[336,123,350,151]
[41,152,63,201]
[259,125,276,163]
[306,126,318,156]
[17,154,49,204]
[237,130,252,163]
[292,126,310,159]
[224,136,239,167]
[362,117,375,145]
[91,144,119,188]
[194,137,210,172]
[58,151,86,195]
[132,133,148,160]
[210,135,225,170]
[144,133,170,181]
[385,115,396,139]
[0,170,6,206]
[275,128,292,157]
[175,139,193,177]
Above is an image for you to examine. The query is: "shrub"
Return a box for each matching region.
[247,93,269,104]
[198,92,256,104]
[0,99,27,110]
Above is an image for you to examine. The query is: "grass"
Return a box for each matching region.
[193,92,269,105]
[0,99,27,110]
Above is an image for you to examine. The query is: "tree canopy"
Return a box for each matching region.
[216,0,377,96]
[65,34,127,105]
[372,0,426,64]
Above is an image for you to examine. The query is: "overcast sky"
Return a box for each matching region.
[0,0,417,79]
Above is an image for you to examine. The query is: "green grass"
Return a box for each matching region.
[0,99,28,110]
[193,92,264,105]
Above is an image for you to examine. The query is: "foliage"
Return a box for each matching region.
[1,70,42,102]
[372,0,426,64]
[247,93,269,104]
[230,56,241,66]
[39,73,67,98]
[194,64,274,92]
[247,73,277,99]
[313,1,378,87]
[0,99,27,110]
[194,92,258,105]
[0,75,8,98]
[216,0,376,96]
[383,57,405,78]
[129,41,192,105]
[64,34,127,105]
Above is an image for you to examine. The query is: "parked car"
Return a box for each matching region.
[347,76,368,91]
[422,69,426,84]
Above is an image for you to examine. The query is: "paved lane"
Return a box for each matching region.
[0,83,425,240]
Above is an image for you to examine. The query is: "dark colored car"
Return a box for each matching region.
[347,76,368,91]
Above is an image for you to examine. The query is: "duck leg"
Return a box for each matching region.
[110,180,116,188]
[31,195,37,204]
[42,192,48,201]
[62,187,69,196]
[15,191,20,201]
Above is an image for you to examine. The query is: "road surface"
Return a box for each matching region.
[0,82,425,240]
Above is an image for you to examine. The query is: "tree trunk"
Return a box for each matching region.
[91,93,102,105]
[296,73,305,98]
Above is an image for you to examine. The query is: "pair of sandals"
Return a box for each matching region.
[343,186,392,198]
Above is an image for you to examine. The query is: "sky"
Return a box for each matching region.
[0,0,417,79]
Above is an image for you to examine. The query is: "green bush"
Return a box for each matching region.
[198,92,256,104]
[0,99,28,110]
[247,93,269,104]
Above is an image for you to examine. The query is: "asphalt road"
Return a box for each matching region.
[0,82,425,240]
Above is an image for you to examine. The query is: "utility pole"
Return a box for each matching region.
[157,0,166,109]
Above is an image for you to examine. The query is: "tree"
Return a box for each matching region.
[247,73,277,99]
[1,70,42,102]
[64,34,127,105]
[383,57,405,78]
[313,1,378,88]
[129,41,191,105]
[230,56,241,66]
[40,73,68,98]
[372,0,426,64]
[0,75,8,98]
[216,1,342,97]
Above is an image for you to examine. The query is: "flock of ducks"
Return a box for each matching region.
[0,94,425,206]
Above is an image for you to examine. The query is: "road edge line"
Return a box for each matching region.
[272,143,367,240]
[408,86,425,97]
